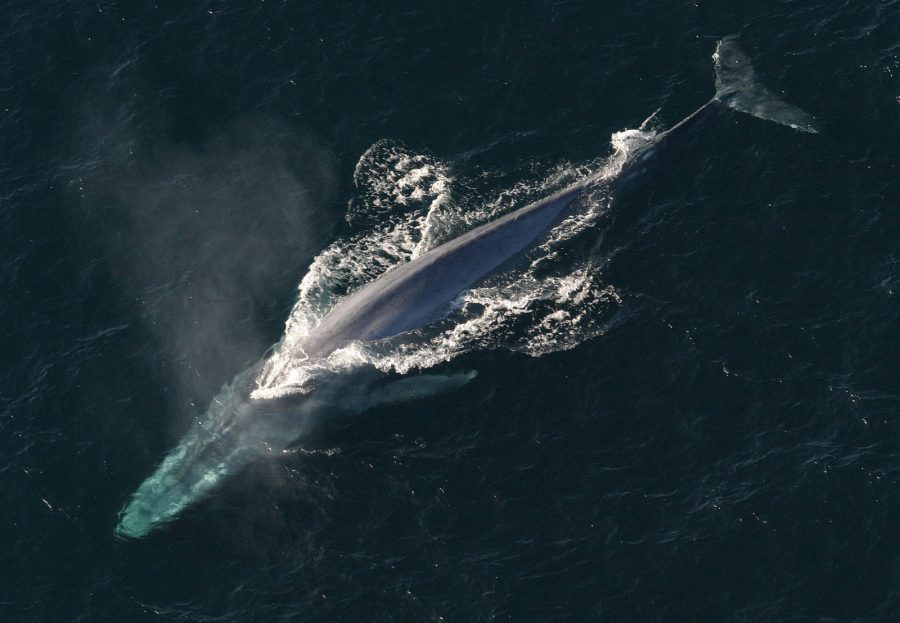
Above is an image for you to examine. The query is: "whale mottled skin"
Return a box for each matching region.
[298,181,590,358]
[296,36,817,360]
[116,37,817,539]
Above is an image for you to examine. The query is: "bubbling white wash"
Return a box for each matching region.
[252,129,654,400]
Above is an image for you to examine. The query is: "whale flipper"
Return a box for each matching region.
[368,371,478,407]
[713,35,819,133]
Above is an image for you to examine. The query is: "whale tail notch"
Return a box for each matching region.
[713,35,819,133]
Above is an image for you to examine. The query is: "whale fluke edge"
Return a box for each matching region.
[714,35,819,133]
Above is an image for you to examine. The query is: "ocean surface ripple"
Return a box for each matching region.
[2,1,899,621]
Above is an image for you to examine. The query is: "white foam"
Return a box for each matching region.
[253,130,652,399]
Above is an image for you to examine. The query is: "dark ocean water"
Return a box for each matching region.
[3,1,900,621]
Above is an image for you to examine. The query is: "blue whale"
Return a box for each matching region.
[116,37,816,538]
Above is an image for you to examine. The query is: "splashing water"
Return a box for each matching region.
[253,128,653,399]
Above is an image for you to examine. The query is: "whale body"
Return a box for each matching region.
[116,36,817,538]
[298,181,588,358]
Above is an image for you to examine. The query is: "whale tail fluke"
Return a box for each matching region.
[713,35,819,133]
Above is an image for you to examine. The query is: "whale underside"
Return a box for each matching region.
[115,36,817,539]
